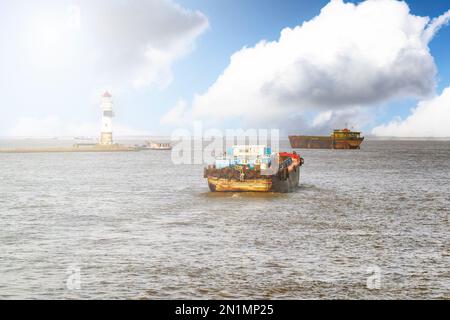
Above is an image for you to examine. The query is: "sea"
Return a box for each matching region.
[0,139,449,299]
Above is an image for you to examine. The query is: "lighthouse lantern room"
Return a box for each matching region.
[100,91,114,145]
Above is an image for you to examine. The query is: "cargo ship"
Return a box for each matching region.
[204,145,304,193]
[289,128,364,149]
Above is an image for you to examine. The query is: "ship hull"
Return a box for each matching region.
[206,168,300,193]
[333,138,364,149]
[149,147,172,150]
[289,136,364,149]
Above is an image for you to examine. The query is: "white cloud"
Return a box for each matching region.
[160,99,190,126]
[372,87,450,137]
[75,0,209,90]
[9,0,208,90]
[163,0,450,132]
[0,0,208,136]
[79,0,209,90]
[312,111,333,127]
[422,7,450,43]
[311,107,373,131]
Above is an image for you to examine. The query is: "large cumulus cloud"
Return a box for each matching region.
[163,0,450,132]
[372,87,450,137]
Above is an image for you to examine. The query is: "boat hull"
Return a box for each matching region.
[289,136,332,149]
[333,138,364,149]
[271,167,300,193]
[208,177,272,192]
[207,167,300,193]
[289,136,364,149]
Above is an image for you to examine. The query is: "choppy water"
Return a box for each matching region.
[0,140,449,299]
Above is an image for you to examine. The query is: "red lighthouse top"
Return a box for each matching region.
[102,91,112,98]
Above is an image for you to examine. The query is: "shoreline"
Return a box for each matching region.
[0,145,139,154]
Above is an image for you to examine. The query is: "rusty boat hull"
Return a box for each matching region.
[204,152,302,193]
[207,177,273,192]
[288,136,364,149]
[207,168,300,193]
[332,137,364,149]
[289,128,364,149]
[288,136,333,149]
[208,168,300,193]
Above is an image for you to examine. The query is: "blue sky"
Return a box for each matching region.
[1,0,450,137]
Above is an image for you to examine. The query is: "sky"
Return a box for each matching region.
[1,0,450,137]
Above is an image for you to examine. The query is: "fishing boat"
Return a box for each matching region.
[145,141,172,150]
[204,145,304,193]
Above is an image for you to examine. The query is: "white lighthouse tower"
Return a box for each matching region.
[100,91,114,145]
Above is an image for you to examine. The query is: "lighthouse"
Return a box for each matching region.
[100,91,114,145]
